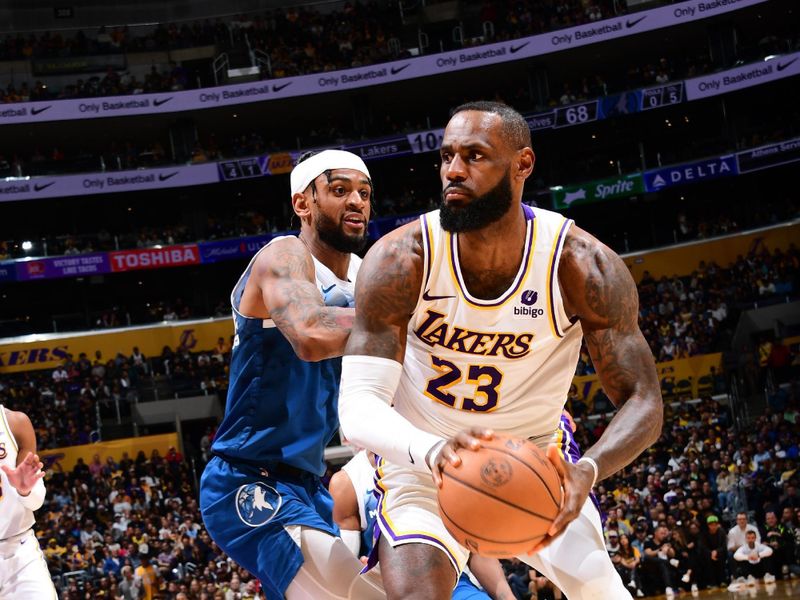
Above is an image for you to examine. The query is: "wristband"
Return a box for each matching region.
[16,477,46,512]
[578,456,599,487]
[425,440,447,470]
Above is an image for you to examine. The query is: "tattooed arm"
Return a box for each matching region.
[251,237,353,361]
[338,223,448,471]
[534,225,662,549]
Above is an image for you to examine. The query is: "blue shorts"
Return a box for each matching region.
[199,456,338,600]
[453,572,490,600]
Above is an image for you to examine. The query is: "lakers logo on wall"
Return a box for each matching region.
[235,482,282,527]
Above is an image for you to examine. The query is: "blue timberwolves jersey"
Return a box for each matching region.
[211,236,361,476]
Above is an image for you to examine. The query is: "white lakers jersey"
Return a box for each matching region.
[394,206,582,444]
[0,406,35,539]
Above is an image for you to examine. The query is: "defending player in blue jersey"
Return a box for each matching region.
[329,450,516,600]
[199,150,385,600]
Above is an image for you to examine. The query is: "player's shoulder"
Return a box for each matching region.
[251,235,313,276]
[363,217,424,272]
[3,407,32,435]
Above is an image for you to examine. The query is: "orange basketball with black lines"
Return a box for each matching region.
[437,435,563,557]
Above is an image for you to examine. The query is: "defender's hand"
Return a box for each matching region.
[429,428,494,488]
[1,451,45,496]
[527,444,594,554]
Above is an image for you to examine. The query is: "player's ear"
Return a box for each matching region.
[516,147,535,181]
[292,190,312,221]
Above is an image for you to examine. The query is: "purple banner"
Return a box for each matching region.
[0,0,768,126]
[199,234,277,264]
[368,212,424,240]
[15,253,110,281]
[0,262,17,282]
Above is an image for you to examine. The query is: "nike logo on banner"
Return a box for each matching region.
[34,182,56,192]
[510,42,530,54]
[31,106,52,115]
[153,97,173,107]
[777,58,798,72]
[626,16,647,28]
[158,172,179,181]
[272,82,292,92]
[390,64,411,75]
[408,445,415,465]
[422,290,455,301]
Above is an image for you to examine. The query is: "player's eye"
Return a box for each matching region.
[332,186,346,195]
[469,151,483,161]
[359,189,370,199]
[440,152,452,163]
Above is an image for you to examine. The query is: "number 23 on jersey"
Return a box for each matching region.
[424,355,503,412]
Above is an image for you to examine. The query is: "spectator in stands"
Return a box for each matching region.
[698,515,727,588]
[642,525,678,597]
[764,509,794,579]
[729,530,775,589]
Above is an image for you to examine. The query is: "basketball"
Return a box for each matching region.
[437,435,563,558]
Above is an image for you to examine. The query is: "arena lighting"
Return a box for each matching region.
[21,240,33,251]
[764,55,778,61]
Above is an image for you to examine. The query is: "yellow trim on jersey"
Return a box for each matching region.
[545,218,567,339]
[424,214,435,283]
[374,458,463,570]
[445,217,537,311]
[553,427,567,462]
[0,407,18,454]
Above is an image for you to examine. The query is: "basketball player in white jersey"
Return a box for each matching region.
[329,450,516,600]
[338,101,663,600]
[0,406,56,598]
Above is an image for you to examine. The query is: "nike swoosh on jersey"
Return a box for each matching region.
[422,289,455,301]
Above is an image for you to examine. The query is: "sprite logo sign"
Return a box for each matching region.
[551,173,644,209]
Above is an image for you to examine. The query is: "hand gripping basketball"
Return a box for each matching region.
[428,427,495,488]
[526,443,595,554]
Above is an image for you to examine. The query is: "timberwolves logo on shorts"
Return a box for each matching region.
[235,482,282,527]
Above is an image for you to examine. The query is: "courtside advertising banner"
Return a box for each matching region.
[0,163,219,203]
[0,0,769,125]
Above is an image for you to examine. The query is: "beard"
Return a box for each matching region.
[315,211,368,254]
[439,167,514,232]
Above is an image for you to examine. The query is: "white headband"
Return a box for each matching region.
[290,149,371,196]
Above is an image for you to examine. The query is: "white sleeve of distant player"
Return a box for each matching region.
[339,355,445,473]
[15,477,46,512]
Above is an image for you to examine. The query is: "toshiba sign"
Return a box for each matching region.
[110,245,200,272]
